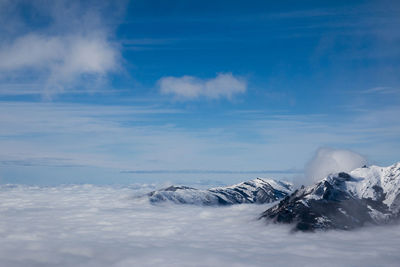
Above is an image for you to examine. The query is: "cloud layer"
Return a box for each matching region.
[0,184,399,267]
[158,73,247,100]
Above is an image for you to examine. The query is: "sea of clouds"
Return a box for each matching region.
[1,184,399,267]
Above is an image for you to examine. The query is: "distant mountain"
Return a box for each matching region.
[146,178,293,205]
[260,163,400,231]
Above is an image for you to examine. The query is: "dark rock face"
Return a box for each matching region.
[260,163,400,231]
[260,182,376,231]
[145,178,293,206]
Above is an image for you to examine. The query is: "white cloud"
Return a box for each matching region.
[0,33,118,77]
[304,147,368,184]
[0,184,399,266]
[158,73,247,100]
[0,0,122,95]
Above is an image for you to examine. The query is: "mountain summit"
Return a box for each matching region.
[260,162,400,231]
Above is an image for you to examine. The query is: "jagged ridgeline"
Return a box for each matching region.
[141,162,400,232]
[260,162,400,231]
[144,178,293,205]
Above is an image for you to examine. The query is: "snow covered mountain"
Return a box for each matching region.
[260,162,400,231]
[146,178,293,205]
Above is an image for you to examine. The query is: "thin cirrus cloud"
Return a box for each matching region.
[0,100,399,185]
[362,86,399,95]
[158,73,247,100]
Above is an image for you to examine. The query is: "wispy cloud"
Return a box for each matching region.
[0,157,83,168]
[158,73,247,100]
[0,0,124,96]
[362,86,400,95]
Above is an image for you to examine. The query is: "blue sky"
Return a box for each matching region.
[0,0,399,185]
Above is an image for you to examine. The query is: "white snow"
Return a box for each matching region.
[349,162,400,210]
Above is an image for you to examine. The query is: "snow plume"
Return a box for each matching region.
[304,147,368,184]
[0,184,399,266]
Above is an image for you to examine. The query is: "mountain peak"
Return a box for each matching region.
[260,162,400,231]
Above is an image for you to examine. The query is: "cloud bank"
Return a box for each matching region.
[158,73,247,100]
[305,147,368,184]
[0,184,399,267]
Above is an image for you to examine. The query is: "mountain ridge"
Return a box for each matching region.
[145,177,293,205]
